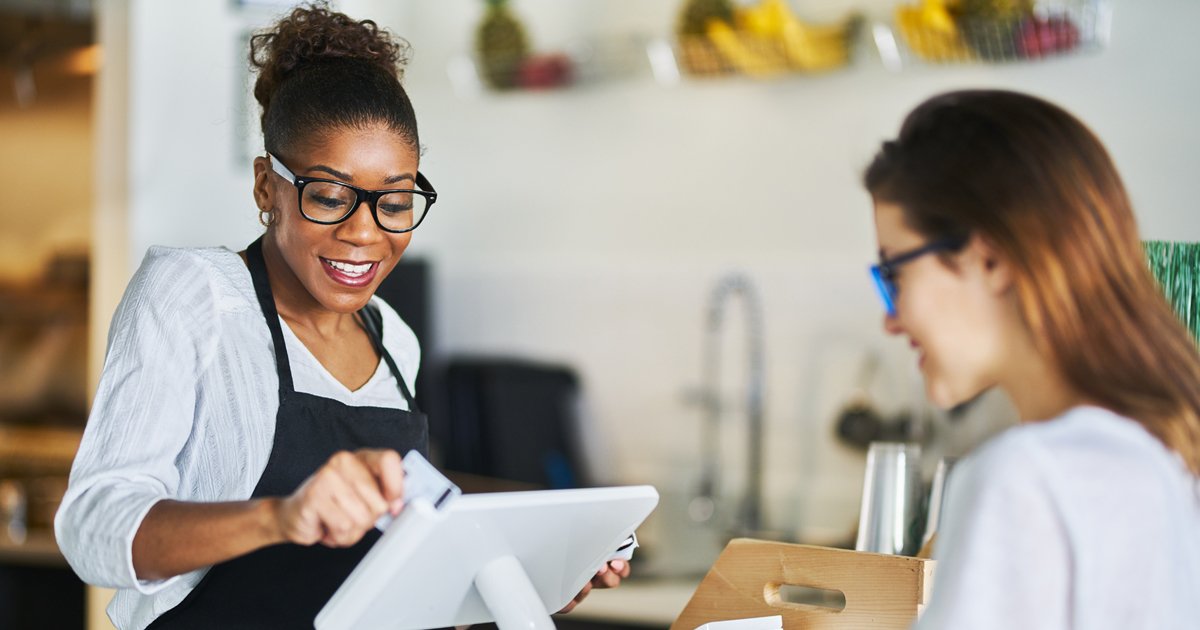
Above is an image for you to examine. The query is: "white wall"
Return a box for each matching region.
[120,0,1200,563]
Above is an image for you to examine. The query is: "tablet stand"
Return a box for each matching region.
[316,486,659,630]
[475,555,556,630]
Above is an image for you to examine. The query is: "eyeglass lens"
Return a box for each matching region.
[300,181,429,232]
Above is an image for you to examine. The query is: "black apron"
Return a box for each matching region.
[146,237,429,629]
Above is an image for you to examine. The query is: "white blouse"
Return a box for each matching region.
[915,406,1200,630]
[54,246,420,630]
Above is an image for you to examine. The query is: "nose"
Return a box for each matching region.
[335,198,384,245]
[882,312,904,336]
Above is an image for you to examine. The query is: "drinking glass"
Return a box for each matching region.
[855,442,923,556]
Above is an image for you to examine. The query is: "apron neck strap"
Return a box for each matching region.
[358,302,421,413]
[247,237,296,396]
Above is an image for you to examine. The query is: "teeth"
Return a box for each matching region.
[324,259,373,276]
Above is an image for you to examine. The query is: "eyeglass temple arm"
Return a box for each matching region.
[416,171,436,196]
[267,153,296,183]
[882,235,967,269]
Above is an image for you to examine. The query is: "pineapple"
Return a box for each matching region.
[476,0,529,90]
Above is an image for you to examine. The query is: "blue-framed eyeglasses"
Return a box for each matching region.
[870,236,966,317]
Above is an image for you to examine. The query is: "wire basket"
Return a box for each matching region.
[677,34,795,77]
[449,35,657,97]
[675,19,860,79]
[876,0,1112,69]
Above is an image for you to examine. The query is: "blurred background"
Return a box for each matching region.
[0,0,1197,628]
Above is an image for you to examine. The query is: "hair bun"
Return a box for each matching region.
[250,2,410,118]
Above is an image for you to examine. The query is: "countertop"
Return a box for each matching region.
[2,526,703,628]
[568,578,702,628]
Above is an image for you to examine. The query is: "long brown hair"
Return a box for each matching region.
[865,90,1200,475]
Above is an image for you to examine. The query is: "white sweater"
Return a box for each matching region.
[915,406,1200,630]
[55,246,419,630]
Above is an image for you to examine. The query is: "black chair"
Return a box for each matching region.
[432,359,586,489]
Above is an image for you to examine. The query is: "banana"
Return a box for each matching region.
[708,0,854,76]
[705,18,788,77]
[919,0,958,34]
[781,18,847,71]
[738,0,790,37]
[895,4,973,61]
[780,10,854,72]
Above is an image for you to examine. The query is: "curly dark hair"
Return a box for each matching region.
[248,2,417,157]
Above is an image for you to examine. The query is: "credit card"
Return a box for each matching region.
[375,450,461,530]
[610,532,638,562]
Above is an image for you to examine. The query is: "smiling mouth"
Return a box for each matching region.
[321,258,376,278]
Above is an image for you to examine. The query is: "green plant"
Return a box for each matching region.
[1145,241,1200,341]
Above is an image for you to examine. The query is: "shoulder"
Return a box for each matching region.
[983,406,1176,478]
[959,406,1187,520]
[125,246,246,311]
[111,246,252,354]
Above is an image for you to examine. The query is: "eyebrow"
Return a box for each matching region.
[305,165,415,186]
[308,165,352,180]
[384,173,415,185]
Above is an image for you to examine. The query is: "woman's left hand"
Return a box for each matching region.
[557,559,631,614]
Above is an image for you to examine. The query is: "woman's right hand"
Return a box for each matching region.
[132,448,406,581]
[274,448,406,547]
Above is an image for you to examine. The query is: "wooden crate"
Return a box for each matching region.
[671,539,934,630]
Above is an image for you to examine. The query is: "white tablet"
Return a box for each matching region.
[316,485,660,630]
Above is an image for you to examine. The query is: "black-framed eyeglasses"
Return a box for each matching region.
[268,153,437,234]
[870,236,966,317]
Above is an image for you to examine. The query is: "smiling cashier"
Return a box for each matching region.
[54,6,625,630]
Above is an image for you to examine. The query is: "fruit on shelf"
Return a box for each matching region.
[895,0,973,62]
[957,0,1033,61]
[705,18,789,77]
[678,0,736,37]
[740,0,859,72]
[919,0,959,34]
[516,53,574,89]
[958,0,1033,19]
[958,16,1023,61]
[476,0,530,90]
[779,19,855,72]
[690,0,857,76]
[895,0,1088,64]
[1016,15,1081,58]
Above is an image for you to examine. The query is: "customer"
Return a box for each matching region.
[865,90,1200,629]
[55,5,624,629]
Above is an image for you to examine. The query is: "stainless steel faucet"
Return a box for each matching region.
[688,272,766,536]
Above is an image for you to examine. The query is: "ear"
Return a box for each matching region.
[965,233,1015,295]
[252,156,273,212]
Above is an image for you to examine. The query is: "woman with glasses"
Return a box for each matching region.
[55,6,623,629]
[867,90,1200,629]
